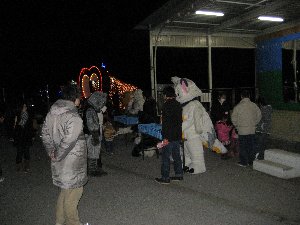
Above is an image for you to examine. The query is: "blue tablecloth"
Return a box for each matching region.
[138,123,162,140]
[114,115,139,125]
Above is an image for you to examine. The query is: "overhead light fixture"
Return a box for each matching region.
[195,10,224,17]
[258,16,284,22]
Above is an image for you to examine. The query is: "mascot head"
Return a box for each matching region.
[88,91,107,112]
[171,76,202,104]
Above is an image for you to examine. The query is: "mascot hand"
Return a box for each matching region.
[91,131,100,146]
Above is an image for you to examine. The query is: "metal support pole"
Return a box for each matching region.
[207,35,213,109]
[293,40,298,103]
[149,32,155,99]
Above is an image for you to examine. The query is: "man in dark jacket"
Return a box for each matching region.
[42,84,87,225]
[155,86,183,184]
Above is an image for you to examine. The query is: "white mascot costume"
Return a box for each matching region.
[172,77,227,174]
[172,77,206,174]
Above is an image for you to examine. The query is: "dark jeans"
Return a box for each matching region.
[105,141,114,153]
[161,141,183,180]
[16,145,30,164]
[239,135,256,165]
[256,133,268,160]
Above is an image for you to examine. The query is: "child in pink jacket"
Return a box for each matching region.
[215,114,238,158]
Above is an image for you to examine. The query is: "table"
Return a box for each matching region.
[138,123,162,160]
[114,115,139,125]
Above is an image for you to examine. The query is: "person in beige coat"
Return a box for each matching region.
[231,90,261,167]
[42,84,87,225]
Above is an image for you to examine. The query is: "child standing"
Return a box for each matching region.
[215,114,238,159]
[103,117,117,155]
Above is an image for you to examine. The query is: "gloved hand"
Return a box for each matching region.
[91,131,100,146]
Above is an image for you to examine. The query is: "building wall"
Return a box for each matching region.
[271,110,300,142]
[256,32,300,110]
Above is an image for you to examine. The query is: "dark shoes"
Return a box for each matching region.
[237,162,247,167]
[221,154,230,160]
[88,168,108,177]
[170,176,183,181]
[155,178,170,185]
[155,176,183,184]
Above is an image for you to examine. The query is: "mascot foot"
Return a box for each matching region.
[183,166,190,173]
[188,168,194,174]
[183,166,195,174]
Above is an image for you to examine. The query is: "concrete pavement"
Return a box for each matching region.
[0,136,299,225]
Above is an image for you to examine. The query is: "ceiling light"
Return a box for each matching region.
[258,16,284,22]
[195,10,224,17]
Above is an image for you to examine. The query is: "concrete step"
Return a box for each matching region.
[253,160,298,179]
[264,149,300,169]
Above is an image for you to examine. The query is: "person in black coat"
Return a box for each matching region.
[14,102,34,172]
[210,92,231,125]
[155,86,183,184]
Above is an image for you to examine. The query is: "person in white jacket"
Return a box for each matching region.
[42,84,87,225]
[127,89,145,115]
[231,90,261,167]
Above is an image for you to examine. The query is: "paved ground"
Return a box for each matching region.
[0,135,300,225]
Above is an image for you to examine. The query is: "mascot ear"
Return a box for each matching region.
[180,78,189,95]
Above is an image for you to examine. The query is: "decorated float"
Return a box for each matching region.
[78,65,137,109]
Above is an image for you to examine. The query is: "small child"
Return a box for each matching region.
[215,114,238,159]
[103,117,117,155]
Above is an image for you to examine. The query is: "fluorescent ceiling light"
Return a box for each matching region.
[195,10,224,17]
[258,16,284,22]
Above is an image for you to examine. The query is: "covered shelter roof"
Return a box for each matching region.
[135,0,300,107]
[136,0,300,40]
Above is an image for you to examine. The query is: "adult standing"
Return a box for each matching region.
[14,102,33,172]
[127,89,145,115]
[232,90,261,167]
[41,84,87,225]
[210,92,230,125]
[85,91,107,176]
[255,97,272,160]
[155,86,183,184]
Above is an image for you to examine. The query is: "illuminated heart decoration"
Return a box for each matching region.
[78,66,103,98]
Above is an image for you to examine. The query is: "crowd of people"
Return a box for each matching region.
[0,79,273,224]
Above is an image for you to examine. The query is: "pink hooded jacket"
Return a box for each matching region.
[215,121,232,143]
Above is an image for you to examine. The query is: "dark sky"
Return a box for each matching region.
[1,0,258,103]
[0,0,168,95]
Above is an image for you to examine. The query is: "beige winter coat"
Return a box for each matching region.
[41,99,87,189]
[231,98,261,135]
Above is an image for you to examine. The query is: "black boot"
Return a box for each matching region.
[97,158,108,176]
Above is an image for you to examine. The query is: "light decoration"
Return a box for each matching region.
[108,75,137,109]
[195,10,224,17]
[78,65,138,109]
[258,16,284,22]
[78,66,102,98]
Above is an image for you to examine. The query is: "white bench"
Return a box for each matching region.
[253,149,300,179]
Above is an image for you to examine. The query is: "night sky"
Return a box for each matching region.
[1,0,256,101]
[1,0,168,96]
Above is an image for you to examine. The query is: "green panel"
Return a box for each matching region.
[257,70,283,104]
[272,102,300,111]
[258,71,300,111]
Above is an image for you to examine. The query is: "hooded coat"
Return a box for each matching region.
[85,92,107,159]
[41,99,87,189]
[128,89,145,115]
